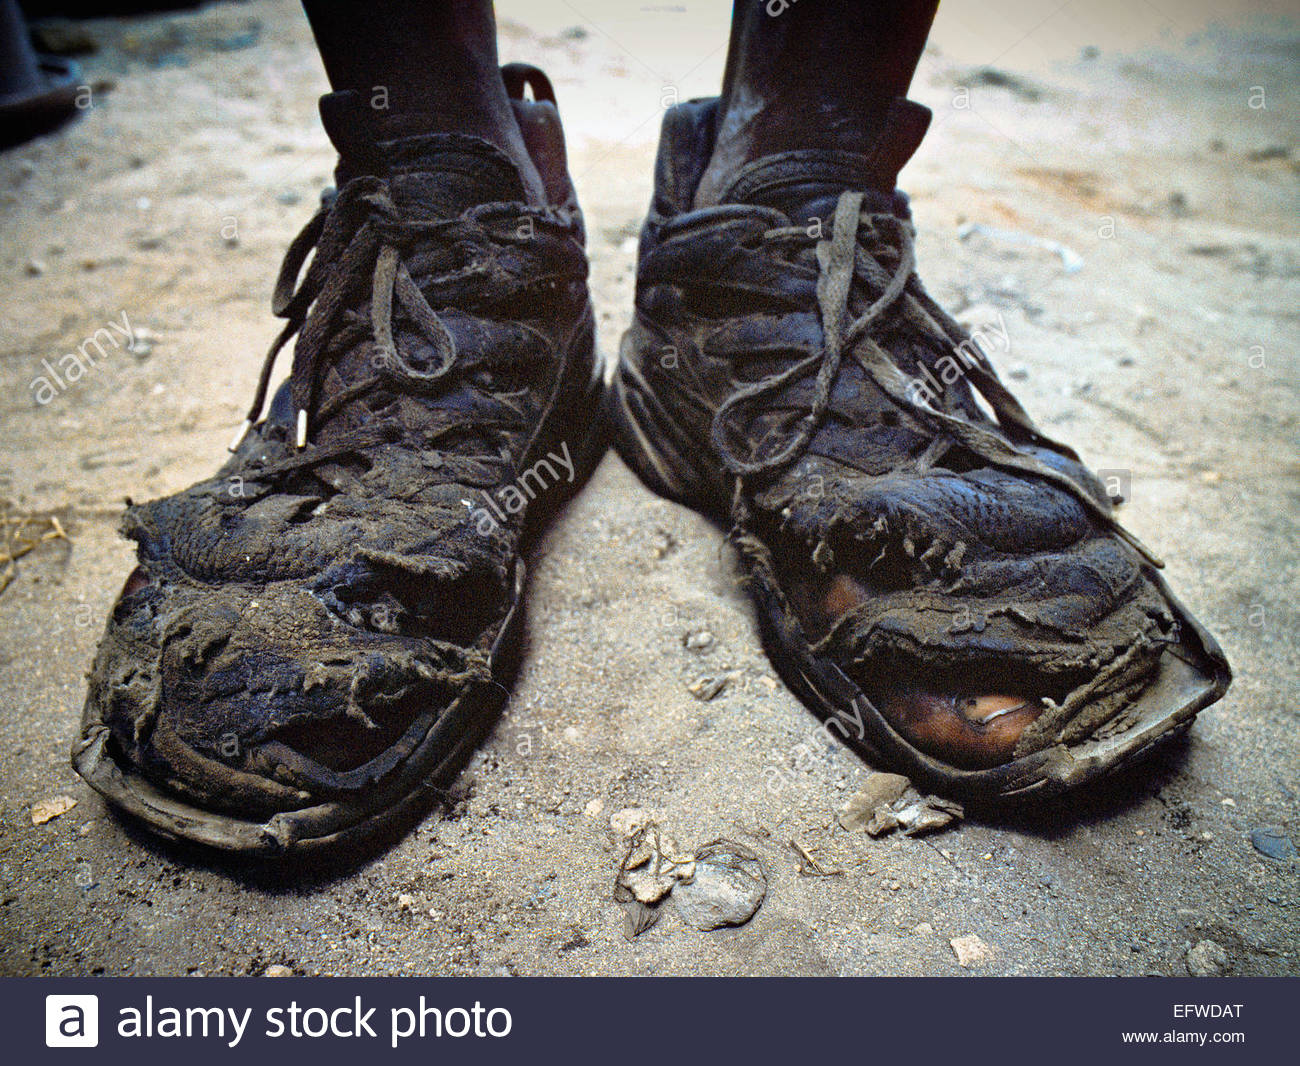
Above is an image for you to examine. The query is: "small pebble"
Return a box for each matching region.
[950,934,993,968]
[1186,939,1229,977]
[262,964,294,977]
[128,327,160,359]
[1250,826,1296,862]
[687,674,731,701]
[684,629,714,652]
[673,842,766,931]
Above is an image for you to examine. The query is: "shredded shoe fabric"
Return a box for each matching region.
[73,68,606,853]
[611,96,1230,802]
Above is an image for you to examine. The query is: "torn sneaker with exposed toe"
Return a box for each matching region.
[610,95,1230,803]
[73,67,606,854]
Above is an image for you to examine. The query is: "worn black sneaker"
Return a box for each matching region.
[610,96,1230,804]
[73,66,606,854]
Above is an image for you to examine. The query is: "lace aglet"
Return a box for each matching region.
[295,409,308,450]
[227,419,251,453]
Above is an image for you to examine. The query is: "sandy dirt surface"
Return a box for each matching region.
[0,0,1296,976]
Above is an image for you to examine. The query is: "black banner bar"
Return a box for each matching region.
[11,976,1293,1064]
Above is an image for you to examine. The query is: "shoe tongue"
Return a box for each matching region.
[717,98,931,223]
[319,91,527,219]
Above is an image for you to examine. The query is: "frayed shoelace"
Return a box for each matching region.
[709,190,1161,568]
[227,175,564,477]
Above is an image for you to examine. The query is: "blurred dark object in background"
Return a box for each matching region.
[0,0,81,147]
[20,1,201,15]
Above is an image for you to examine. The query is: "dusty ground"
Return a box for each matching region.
[0,0,1297,977]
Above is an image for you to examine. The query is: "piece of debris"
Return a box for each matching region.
[614,822,696,939]
[683,629,714,652]
[957,66,1043,102]
[1,508,70,595]
[687,673,735,701]
[31,795,77,825]
[609,807,651,839]
[840,772,911,829]
[673,840,767,931]
[840,774,964,837]
[950,934,993,968]
[1250,826,1296,862]
[894,797,964,836]
[1186,939,1229,977]
[790,838,843,877]
[958,222,1083,274]
[128,327,160,359]
[619,825,695,903]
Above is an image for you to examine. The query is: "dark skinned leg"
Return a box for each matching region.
[700,1,1043,767]
[695,0,938,207]
[301,0,544,202]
